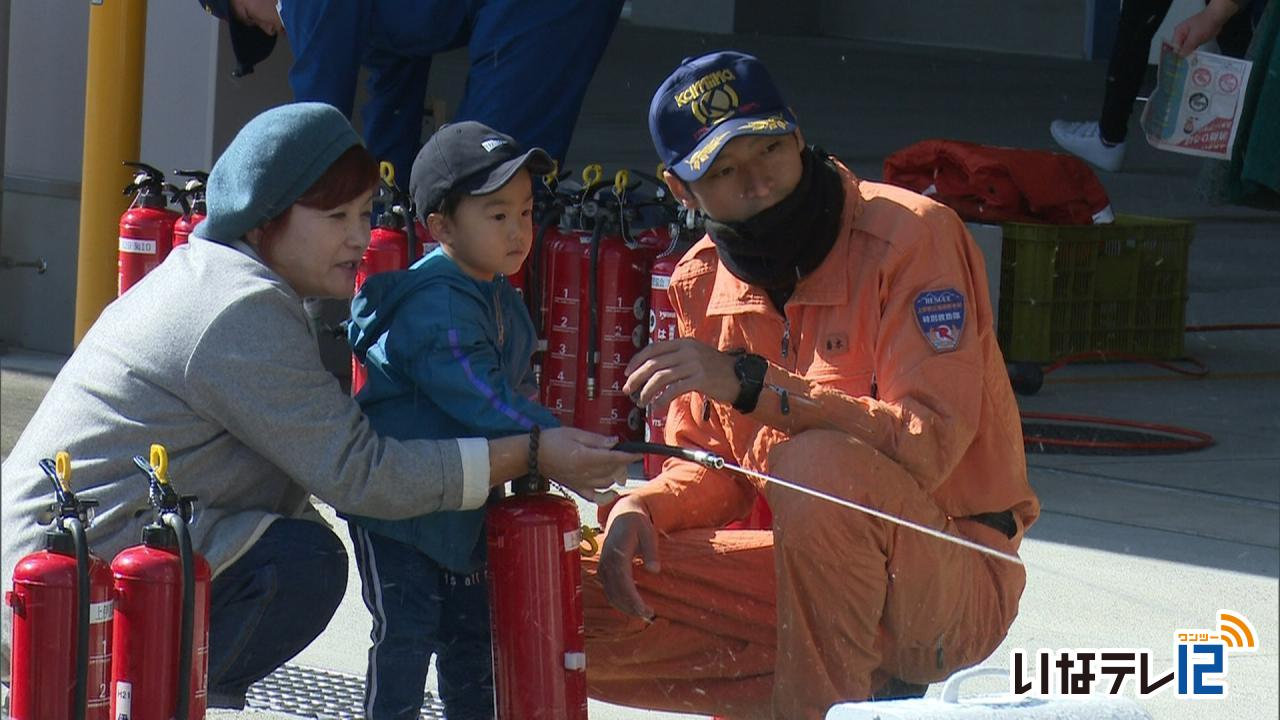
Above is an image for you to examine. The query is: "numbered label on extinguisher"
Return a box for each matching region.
[114,680,133,720]
[89,599,113,623]
[563,528,582,553]
[118,237,157,254]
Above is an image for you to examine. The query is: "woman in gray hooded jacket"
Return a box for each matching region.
[0,102,638,708]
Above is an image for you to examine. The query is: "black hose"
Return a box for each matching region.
[163,512,195,720]
[67,516,89,720]
[613,441,725,469]
[587,219,605,399]
[529,206,558,336]
[402,203,418,266]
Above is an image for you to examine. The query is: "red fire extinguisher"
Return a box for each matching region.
[111,445,210,720]
[525,163,576,393]
[575,232,650,440]
[351,162,414,396]
[540,229,590,426]
[487,470,588,720]
[6,452,112,720]
[170,171,208,249]
[118,162,179,296]
[575,170,656,441]
[539,166,618,428]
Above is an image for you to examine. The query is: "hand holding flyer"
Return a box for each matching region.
[1141,42,1253,161]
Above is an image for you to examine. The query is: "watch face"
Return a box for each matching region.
[736,353,767,384]
[733,353,768,413]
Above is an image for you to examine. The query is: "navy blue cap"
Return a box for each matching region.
[649,51,797,182]
[198,0,278,78]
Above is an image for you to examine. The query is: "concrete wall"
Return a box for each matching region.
[631,0,1098,57]
[631,0,819,36]
[2,1,92,355]
[1,2,295,354]
[816,0,1090,58]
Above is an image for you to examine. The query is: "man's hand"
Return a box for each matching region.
[1173,0,1240,57]
[597,495,661,619]
[538,428,642,494]
[232,0,286,36]
[623,338,739,417]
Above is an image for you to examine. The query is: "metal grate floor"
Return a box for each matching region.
[246,663,447,719]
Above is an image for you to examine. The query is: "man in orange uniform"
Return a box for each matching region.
[582,51,1041,719]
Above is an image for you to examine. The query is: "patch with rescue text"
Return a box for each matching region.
[914,288,965,353]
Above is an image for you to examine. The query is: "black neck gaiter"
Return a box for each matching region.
[705,146,845,309]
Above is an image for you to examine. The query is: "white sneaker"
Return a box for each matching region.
[1050,120,1126,172]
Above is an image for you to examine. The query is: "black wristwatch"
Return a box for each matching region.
[731,351,769,414]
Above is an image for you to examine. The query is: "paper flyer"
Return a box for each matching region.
[1141,42,1253,161]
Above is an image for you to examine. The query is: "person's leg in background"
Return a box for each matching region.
[765,430,1023,719]
[1052,0,1175,171]
[1097,0,1178,144]
[206,518,348,708]
[349,525,445,720]
[434,567,494,719]
[454,0,625,163]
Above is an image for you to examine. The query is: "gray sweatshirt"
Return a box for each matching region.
[1,237,489,682]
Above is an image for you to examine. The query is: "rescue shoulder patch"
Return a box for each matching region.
[914,288,965,353]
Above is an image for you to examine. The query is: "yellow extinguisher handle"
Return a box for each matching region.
[379,161,396,188]
[613,169,630,199]
[55,450,72,493]
[150,444,169,485]
[582,164,604,188]
[544,159,560,188]
[579,525,602,556]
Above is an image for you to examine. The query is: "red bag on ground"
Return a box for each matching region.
[883,139,1114,225]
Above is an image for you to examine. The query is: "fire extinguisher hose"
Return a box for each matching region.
[402,202,418,267]
[529,208,558,336]
[68,514,90,720]
[587,219,606,399]
[162,511,196,720]
[614,441,1024,566]
[40,453,90,720]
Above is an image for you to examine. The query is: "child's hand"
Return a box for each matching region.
[539,428,642,493]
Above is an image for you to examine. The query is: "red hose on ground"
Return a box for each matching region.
[1017,322,1280,452]
[1020,411,1216,452]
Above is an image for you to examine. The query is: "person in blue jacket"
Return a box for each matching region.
[198,0,624,180]
[345,121,562,719]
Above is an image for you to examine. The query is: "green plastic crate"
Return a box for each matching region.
[997,215,1193,362]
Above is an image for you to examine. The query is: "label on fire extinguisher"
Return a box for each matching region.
[565,651,587,671]
[563,528,581,553]
[114,681,132,719]
[118,237,157,254]
[651,274,671,291]
[89,599,113,624]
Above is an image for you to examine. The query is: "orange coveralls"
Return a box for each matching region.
[582,163,1041,719]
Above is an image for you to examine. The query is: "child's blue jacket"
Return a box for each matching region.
[346,248,557,573]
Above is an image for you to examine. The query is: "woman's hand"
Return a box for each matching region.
[537,427,642,494]
[1174,0,1240,57]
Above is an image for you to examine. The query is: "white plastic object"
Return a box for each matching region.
[825,666,1154,720]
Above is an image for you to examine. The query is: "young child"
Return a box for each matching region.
[345,121,558,720]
